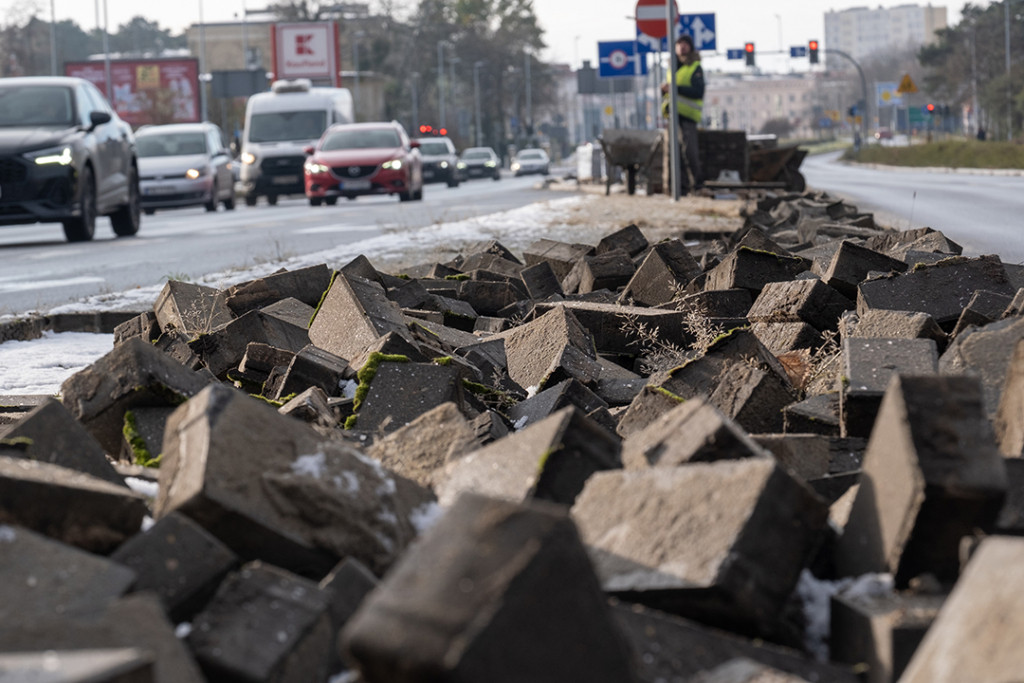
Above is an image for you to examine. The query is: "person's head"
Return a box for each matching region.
[675,34,696,62]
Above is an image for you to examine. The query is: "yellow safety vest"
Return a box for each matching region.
[662,61,703,123]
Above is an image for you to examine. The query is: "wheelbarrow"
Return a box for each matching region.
[747,135,808,192]
[598,129,663,196]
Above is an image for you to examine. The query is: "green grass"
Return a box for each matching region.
[843,139,1024,169]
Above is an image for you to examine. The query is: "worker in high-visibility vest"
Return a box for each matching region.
[661,34,704,194]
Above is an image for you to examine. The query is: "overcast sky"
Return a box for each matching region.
[12,0,972,74]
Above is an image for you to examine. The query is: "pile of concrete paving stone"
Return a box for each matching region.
[3,188,1024,682]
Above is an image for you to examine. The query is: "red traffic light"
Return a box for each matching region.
[438,128,447,136]
[744,42,755,66]
[926,103,935,112]
[808,40,818,51]
[744,42,754,53]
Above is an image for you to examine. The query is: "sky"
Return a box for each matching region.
[13,0,974,74]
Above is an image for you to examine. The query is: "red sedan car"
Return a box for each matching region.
[304,121,423,205]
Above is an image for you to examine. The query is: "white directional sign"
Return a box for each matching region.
[636,13,716,53]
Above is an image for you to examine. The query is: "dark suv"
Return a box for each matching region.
[415,136,462,187]
[0,76,140,242]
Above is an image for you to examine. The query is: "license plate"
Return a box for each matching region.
[423,169,435,179]
[144,186,177,195]
[340,180,371,190]
[271,175,299,185]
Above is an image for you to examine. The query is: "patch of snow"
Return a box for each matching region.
[333,471,360,494]
[291,452,327,479]
[0,525,15,542]
[327,670,360,683]
[525,385,539,398]
[340,379,358,399]
[174,622,192,639]
[141,515,155,532]
[796,569,894,662]
[125,476,159,499]
[512,415,529,431]
[0,331,114,394]
[409,501,444,534]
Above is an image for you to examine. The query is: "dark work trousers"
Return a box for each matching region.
[676,115,702,193]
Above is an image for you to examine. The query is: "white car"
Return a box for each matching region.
[136,122,236,214]
[511,148,550,176]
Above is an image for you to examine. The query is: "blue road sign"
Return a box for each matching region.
[636,13,716,53]
[726,49,745,60]
[597,41,647,78]
[790,46,808,57]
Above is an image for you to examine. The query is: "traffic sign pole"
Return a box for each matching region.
[665,1,680,202]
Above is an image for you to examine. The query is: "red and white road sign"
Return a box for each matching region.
[635,0,678,39]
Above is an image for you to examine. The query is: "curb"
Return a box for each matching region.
[0,311,145,344]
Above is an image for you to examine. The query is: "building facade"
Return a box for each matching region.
[824,4,947,68]
[702,73,824,138]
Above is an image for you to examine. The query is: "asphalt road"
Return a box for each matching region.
[0,173,552,317]
[802,150,1024,265]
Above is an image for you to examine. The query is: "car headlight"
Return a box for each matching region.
[511,163,521,171]
[485,161,497,167]
[185,167,208,179]
[241,152,256,165]
[27,145,74,166]
[457,161,467,169]
[382,159,403,170]
[439,161,448,169]
[304,160,330,174]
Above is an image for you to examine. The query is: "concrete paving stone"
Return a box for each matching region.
[348,330,429,372]
[595,375,647,407]
[403,314,480,356]
[272,343,353,400]
[224,263,332,316]
[666,288,753,319]
[709,360,797,434]
[782,392,841,435]
[308,273,413,362]
[113,310,160,346]
[751,321,823,354]
[278,386,338,429]
[155,384,434,578]
[748,279,854,332]
[233,342,295,389]
[994,337,1024,456]
[153,280,233,338]
[839,337,938,438]
[938,315,1024,418]
[505,378,609,431]
[110,511,237,624]
[455,279,523,316]
[339,253,386,287]
[0,397,125,487]
[0,593,205,683]
[995,457,1024,532]
[862,226,962,260]
[753,434,864,484]
[835,374,1007,587]
[187,310,310,380]
[436,406,621,507]
[387,278,432,310]
[703,246,813,296]
[614,385,685,438]
[259,296,316,330]
[353,361,464,435]
[949,288,1014,338]
[856,255,1014,329]
[843,309,947,351]
[612,601,859,682]
[494,305,601,393]
[572,248,638,295]
[119,406,173,465]
[0,456,147,554]
[898,536,1024,682]
[830,588,944,683]
[520,260,565,299]
[597,223,650,257]
[618,239,704,307]
[150,330,206,373]
[0,523,136,623]
[522,238,595,281]
[821,240,908,300]
[730,225,795,256]
[341,492,636,683]
[573,459,828,640]
[534,299,692,357]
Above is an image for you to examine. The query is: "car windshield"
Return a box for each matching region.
[249,110,327,143]
[519,151,545,160]
[321,128,401,151]
[136,132,208,157]
[462,150,492,160]
[419,141,450,155]
[0,85,74,127]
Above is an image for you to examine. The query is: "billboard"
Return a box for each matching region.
[65,58,200,127]
[271,22,340,87]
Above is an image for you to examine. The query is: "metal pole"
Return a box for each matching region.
[524,51,532,136]
[102,0,112,101]
[666,3,681,201]
[411,74,419,134]
[242,1,249,68]
[474,61,483,146]
[199,0,208,122]
[437,41,446,129]
[353,41,360,110]
[1006,0,1012,140]
[825,48,868,144]
[50,0,57,75]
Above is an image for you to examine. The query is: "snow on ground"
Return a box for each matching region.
[0,196,587,396]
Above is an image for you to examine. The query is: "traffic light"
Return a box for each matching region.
[926,103,935,114]
[808,40,819,64]
[744,42,755,66]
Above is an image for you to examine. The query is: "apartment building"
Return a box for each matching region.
[824,4,947,68]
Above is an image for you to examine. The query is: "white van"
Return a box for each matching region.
[238,79,354,206]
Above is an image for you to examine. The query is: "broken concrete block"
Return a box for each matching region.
[349,360,464,435]
[782,392,841,435]
[949,288,1014,338]
[113,310,160,346]
[308,273,412,362]
[436,406,621,507]
[568,249,637,295]
[110,511,237,624]
[830,587,944,683]
[618,240,702,307]
[0,397,125,487]
[505,378,610,431]
[0,593,205,682]
[341,492,637,683]
[835,375,1007,587]
[612,601,860,682]
[821,240,908,300]
[120,406,174,466]
[522,238,595,281]
[574,459,828,639]
[862,226,962,260]
[277,386,338,429]
[597,223,649,256]
[898,536,1024,682]
[270,344,352,400]
[224,263,332,315]
[496,306,601,393]
[188,310,310,379]
[709,357,798,434]
[366,402,478,489]
[595,375,646,407]
[535,299,692,359]
[751,321,823,354]
[753,434,863,483]
[839,338,938,438]
[996,458,1024,532]
[519,260,564,299]
[614,384,686,438]
[670,288,753,319]
[232,342,296,390]
[747,279,854,332]
[61,337,212,456]
[0,649,155,682]
[0,524,136,622]
[0,457,147,554]
[994,338,1024,456]
[939,315,1024,418]
[622,396,769,469]
[348,331,428,372]
[155,383,435,578]
[154,280,233,337]
[844,309,947,350]
[318,556,378,634]
[703,246,811,296]
[187,561,334,683]
[456,279,525,316]
[260,296,316,329]
[856,255,1014,329]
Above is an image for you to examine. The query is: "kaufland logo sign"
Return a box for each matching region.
[274,22,338,82]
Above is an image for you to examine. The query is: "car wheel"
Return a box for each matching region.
[204,182,218,212]
[414,185,423,201]
[62,165,97,242]
[325,196,338,206]
[223,192,236,211]
[244,193,258,207]
[309,197,323,206]
[398,191,412,202]
[144,208,156,216]
[447,177,459,188]
[493,171,501,181]
[267,194,278,206]
[110,166,141,237]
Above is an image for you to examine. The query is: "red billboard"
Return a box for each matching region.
[65,58,201,127]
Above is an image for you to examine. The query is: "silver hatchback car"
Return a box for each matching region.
[136,122,236,214]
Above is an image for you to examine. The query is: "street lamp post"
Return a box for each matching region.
[524,51,532,137]
[49,0,57,75]
[473,61,485,146]
[437,41,446,129]
[411,72,419,134]
[199,0,208,122]
[352,30,365,117]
